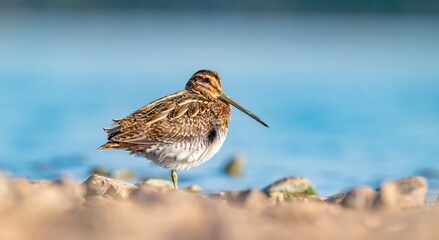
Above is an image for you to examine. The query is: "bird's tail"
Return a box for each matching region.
[98,142,121,150]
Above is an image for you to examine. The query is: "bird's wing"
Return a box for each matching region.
[106,90,221,145]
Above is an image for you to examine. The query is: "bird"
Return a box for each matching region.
[99,70,268,189]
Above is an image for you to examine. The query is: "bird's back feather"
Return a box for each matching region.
[99,89,230,153]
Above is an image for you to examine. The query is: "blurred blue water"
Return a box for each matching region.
[1,11,438,199]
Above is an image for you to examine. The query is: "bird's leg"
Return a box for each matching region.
[171,170,178,189]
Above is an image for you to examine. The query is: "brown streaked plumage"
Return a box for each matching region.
[100,70,268,188]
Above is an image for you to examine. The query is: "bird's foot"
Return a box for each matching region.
[171,170,178,189]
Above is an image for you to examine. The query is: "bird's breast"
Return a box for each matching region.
[141,128,228,170]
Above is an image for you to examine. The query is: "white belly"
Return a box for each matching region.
[138,130,227,170]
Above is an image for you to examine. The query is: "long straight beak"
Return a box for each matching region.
[219,93,269,127]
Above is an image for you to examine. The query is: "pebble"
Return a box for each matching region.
[209,191,240,201]
[225,189,270,210]
[325,192,347,204]
[183,184,203,193]
[237,189,269,208]
[341,186,377,210]
[373,176,427,211]
[81,174,138,199]
[224,154,245,177]
[138,178,174,190]
[296,195,326,203]
[263,176,317,196]
[268,191,286,204]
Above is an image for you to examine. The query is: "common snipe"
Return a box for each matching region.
[99,70,268,188]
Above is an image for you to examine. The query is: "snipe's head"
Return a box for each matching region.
[186,70,224,98]
[186,70,269,127]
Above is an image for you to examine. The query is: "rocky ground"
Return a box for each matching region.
[0,174,437,240]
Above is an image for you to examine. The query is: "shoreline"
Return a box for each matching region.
[0,174,437,240]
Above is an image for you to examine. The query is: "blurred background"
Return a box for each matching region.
[0,0,438,199]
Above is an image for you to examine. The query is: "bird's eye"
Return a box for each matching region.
[203,78,211,83]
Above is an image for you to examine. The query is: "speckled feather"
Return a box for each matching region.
[99,70,232,170]
[104,91,230,146]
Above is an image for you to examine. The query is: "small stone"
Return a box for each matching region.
[263,176,317,196]
[208,192,225,199]
[279,192,299,202]
[224,154,245,177]
[208,192,230,205]
[325,192,346,204]
[268,191,286,204]
[209,191,240,201]
[183,184,202,193]
[239,189,269,205]
[81,174,138,199]
[373,181,399,211]
[341,186,377,210]
[228,189,270,210]
[295,195,326,203]
[270,191,324,203]
[137,178,174,190]
[373,176,428,211]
